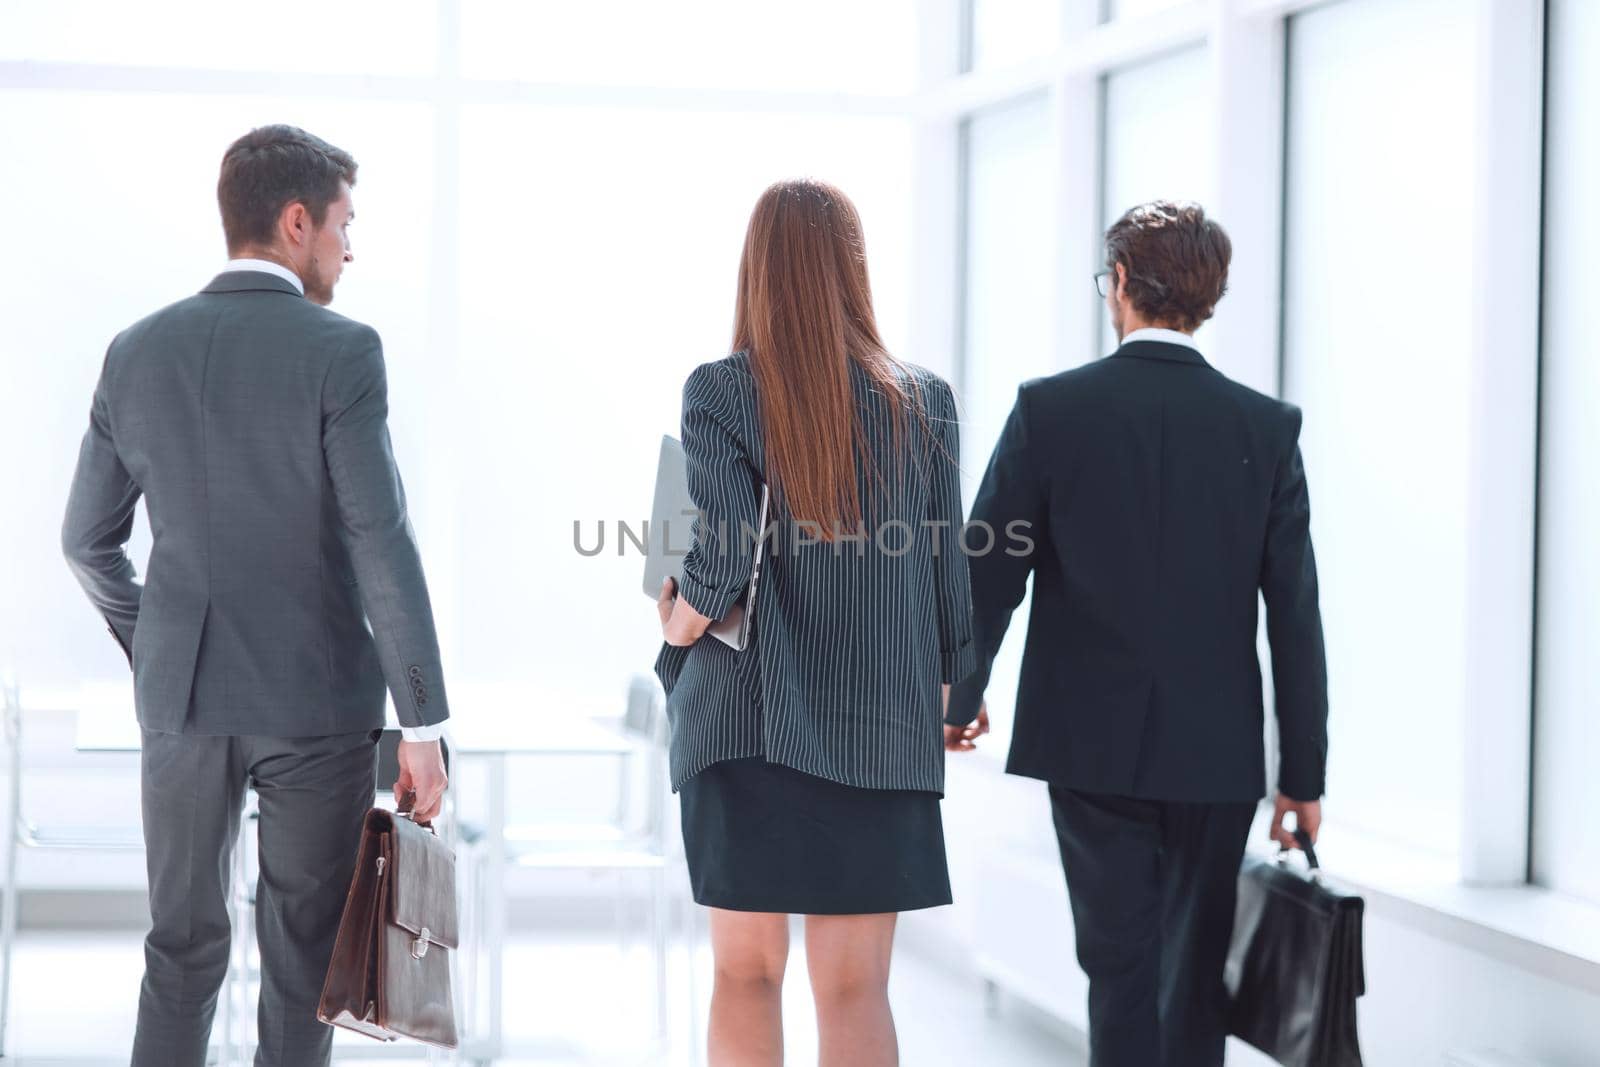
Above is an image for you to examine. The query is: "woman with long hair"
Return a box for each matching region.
[653,179,976,1066]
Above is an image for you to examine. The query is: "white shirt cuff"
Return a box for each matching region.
[399,723,445,743]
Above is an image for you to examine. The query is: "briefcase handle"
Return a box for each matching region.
[1274,827,1322,880]
[396,791,438,836]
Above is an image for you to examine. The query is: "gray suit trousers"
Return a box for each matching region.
[132,728,378,1067]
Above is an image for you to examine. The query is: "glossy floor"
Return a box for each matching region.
[0,920,1085,1065]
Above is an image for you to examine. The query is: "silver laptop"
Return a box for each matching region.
[643,435,770,651]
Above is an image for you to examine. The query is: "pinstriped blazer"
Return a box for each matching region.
[653,351,976,794]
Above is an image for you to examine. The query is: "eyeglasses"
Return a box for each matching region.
[1094,269,1168,298]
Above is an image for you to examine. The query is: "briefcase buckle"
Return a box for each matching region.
[412,928,431,959]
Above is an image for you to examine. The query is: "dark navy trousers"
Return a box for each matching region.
[1049,787,1257,1067]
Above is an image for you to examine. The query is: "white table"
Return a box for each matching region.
[439,689,646,1065]
[46,682,647,1065]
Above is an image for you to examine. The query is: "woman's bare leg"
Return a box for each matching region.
[707,908,790,1067]
[804,912,898,1067]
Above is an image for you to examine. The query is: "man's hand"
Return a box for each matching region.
[395,739,448,824]
[944,703,990,752]
[1269,792,1321,851]
[657,576,711,647]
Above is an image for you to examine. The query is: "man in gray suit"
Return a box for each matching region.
[61,124,450,1067]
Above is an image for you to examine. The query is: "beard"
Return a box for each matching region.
[305,254,337,306]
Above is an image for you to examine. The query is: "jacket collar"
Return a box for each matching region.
[200,271,304,298]
[1112,340,1209,366]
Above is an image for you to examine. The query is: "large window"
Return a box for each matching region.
[0,90,439,686]
[1534,0,1600,905]
[0,6,918,712]
[958,91,1055,752]
[1100,45,1212,353]
[1281,0,1480,855]
[0,0,438,74]
[453,105,914,696]
[461,0,917,94]
[964,0,1062,73]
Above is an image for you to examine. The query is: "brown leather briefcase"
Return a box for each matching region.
[317,807,459,1049]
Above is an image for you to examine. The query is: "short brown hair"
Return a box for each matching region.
[217,125,357,253]
[1104,201,1231,332]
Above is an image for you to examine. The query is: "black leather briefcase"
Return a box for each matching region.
[1225,830,1365,1067]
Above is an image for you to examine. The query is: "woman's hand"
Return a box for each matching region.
[657,576,713,647]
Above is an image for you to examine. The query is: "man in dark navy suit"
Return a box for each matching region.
[945,201,1328,1067]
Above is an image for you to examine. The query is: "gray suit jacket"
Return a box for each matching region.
[61,270,449,736]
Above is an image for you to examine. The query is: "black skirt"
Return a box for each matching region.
[679,756,952,915]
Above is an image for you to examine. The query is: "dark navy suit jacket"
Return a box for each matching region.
[947,340,1328,802]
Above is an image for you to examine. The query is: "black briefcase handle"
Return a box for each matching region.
[1275,827,1322,877]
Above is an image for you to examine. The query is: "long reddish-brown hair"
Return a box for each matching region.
[733,179,928,540]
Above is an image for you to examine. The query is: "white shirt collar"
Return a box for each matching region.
[222,257,305,296]
[1121,326,1199,351]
